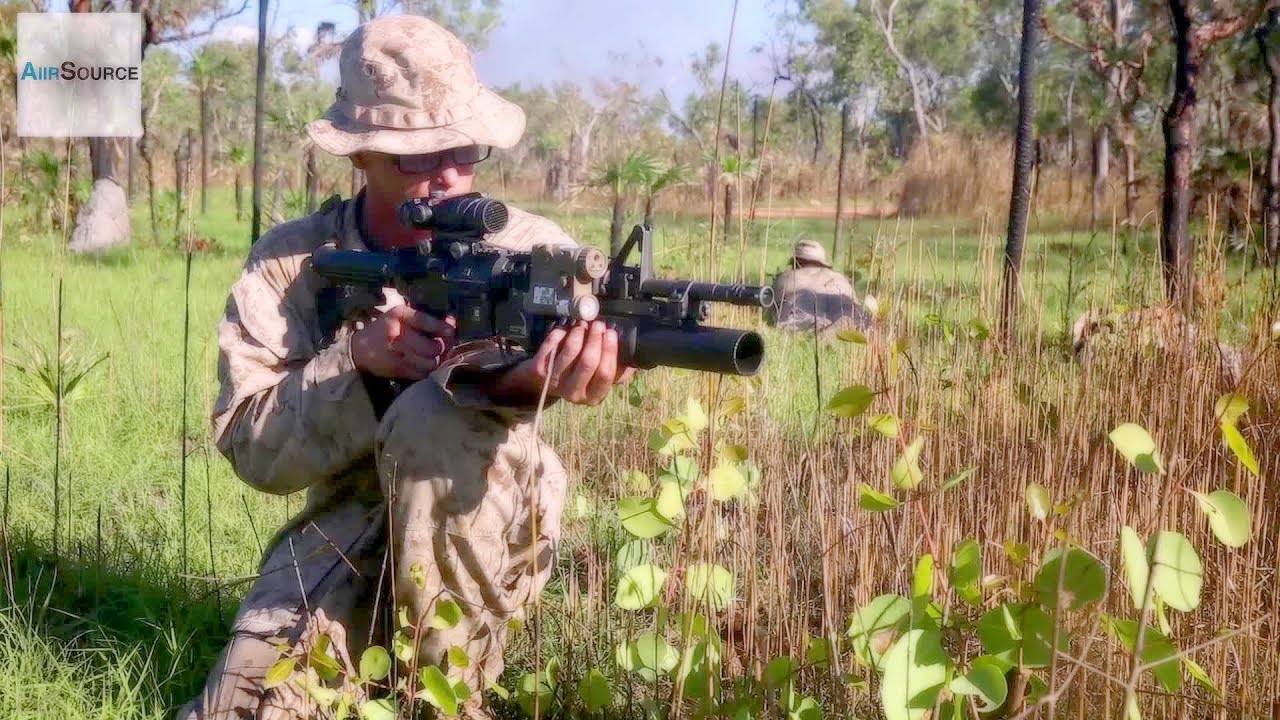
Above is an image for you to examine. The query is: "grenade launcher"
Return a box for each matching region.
[309,193,771,376]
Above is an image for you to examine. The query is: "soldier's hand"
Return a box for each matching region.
[351,306,456,380]
[492,320,635,406]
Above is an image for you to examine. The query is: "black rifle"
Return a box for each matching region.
[310,193,771,376]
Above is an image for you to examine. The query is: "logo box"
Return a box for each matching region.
[17,13,143,138]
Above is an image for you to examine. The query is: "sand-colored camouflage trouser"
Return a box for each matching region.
[180,193,576,719]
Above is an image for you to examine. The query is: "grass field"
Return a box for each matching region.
[0,186,1277,719]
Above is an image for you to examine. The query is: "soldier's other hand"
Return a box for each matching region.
[351,306,456,380]
[493,320,635,406]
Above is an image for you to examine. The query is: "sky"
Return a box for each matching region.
[204,0,782,100]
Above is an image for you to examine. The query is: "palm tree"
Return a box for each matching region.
[592,152,661,255]
[640,163,693,228]
[229,145,250,222]
[189,48,234,216]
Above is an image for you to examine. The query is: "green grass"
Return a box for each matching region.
[0,185,1273,718]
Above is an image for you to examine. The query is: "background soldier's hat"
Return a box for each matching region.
[306,15,525,157]
[793,239,831,268]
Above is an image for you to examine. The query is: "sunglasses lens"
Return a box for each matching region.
[453,145,491,165]
[396,154,436,174]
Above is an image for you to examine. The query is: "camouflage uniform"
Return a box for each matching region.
[179,193,575,719]
[765,241,871,338]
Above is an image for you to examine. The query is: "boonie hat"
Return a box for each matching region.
[306,15,525,157]
[793,240,831,268]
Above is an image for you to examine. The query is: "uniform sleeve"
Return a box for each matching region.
[212,236,379,495]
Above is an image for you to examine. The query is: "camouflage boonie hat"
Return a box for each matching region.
[793,239,831,268]
[306,15,525,157]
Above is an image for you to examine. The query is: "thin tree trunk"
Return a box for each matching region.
[751,97,760,158]
[175,132,192,241]
[140,134,158,242]
[305,145,318,213]
[833,101,851,268]
[1162,0,1198,313]
[235,170,243,222]
[643,194,655,228]
[199,89,209,215]
[1091,125,1109,231]
[1260,8,1280,267]
[1065,77,1075,205]
[610,192,625,255]
[1122,135,1138,247]
[722,183,733,246]
[1001,0,1041,342]
[251,0,268,245]
[126,138,135,201]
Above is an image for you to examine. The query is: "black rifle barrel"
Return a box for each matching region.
[622,325,765,376]
[639,279,773,308]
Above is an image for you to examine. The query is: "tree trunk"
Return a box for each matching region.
[1091,125,1110,231]
[833,101,851,269]
[1260,8,1280,267]
[609,193,625,255]
[1001,0,1041,342]
[1065,77,1075,205]
[643,194,655,228]
[305,144,318,213]
[751,97,760,158]
[1121,133,1138,244]
[175,132,192,241]
[251,0,268,245]
[126,139,135,201]
[801,86,824,165]
[1162,0,1198,313]
[235,170,243,222]
[139,134,158,242]
[722,183,733,246]
[199,88,209,215]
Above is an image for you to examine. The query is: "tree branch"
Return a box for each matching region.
[154,0,250,44]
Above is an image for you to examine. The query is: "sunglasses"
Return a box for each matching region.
[393,145,492,174]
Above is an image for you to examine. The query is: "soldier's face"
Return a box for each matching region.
[355,150,476,203]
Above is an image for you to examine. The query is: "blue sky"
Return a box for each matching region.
[206,0,781,99]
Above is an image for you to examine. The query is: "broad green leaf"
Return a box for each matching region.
[1120,526,1150,609]
[949,656,1008,713]
[1183,657,1219,696]
[867,414,900,438]
[615,539,649,572]
[1221,423,1259,476]
[1109,423,1164,474]
[717,441,749,465]
[677,639,722,701]
[805,636,832,669]
[879,629,951,720]
[1190,489,1251,548]
[847,594,912,671]
[577,669,612,713]
[940,466,976,492]
[764,656,796,688]
[409,561,427,589]
[1025,483,1051,521]
[718,396,747,420]
[615,563,667,610]
[624,469,651,492]
[431,599,464,630]
[656,480,687,521]
[358,698,396,720]
[686,563,735,610]
[1035,547,1109,610]
[358,646,390,682]
[1104,617,1181,692]
[516,671,555,717]
[709,463,747,502]
[418,666,459,716]
[891,437,925,490]
[1148,531,1202,612]
[618,496,675,539]
[392,630,414,663]
[625,632,679,681]
[307,635,341,681]
[948,539,983,607]
[912,554,934,599]
[487,680,510,701]
[452,678,472,703]
[827,384,876,418]
[648,425,695,455]
[977,603,1062,668]
[660,456,700,488]
[448,646,470,668]
[1214,393,1248,425]
[298,670,339,708]
[858,484,899,512]
[682,397,709,433]
[837,328,867,343]
[264,658,295,689]
[788,695,822,720]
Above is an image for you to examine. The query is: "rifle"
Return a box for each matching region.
[309,193,771,376]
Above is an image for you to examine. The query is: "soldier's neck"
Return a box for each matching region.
[360,189,431,250]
